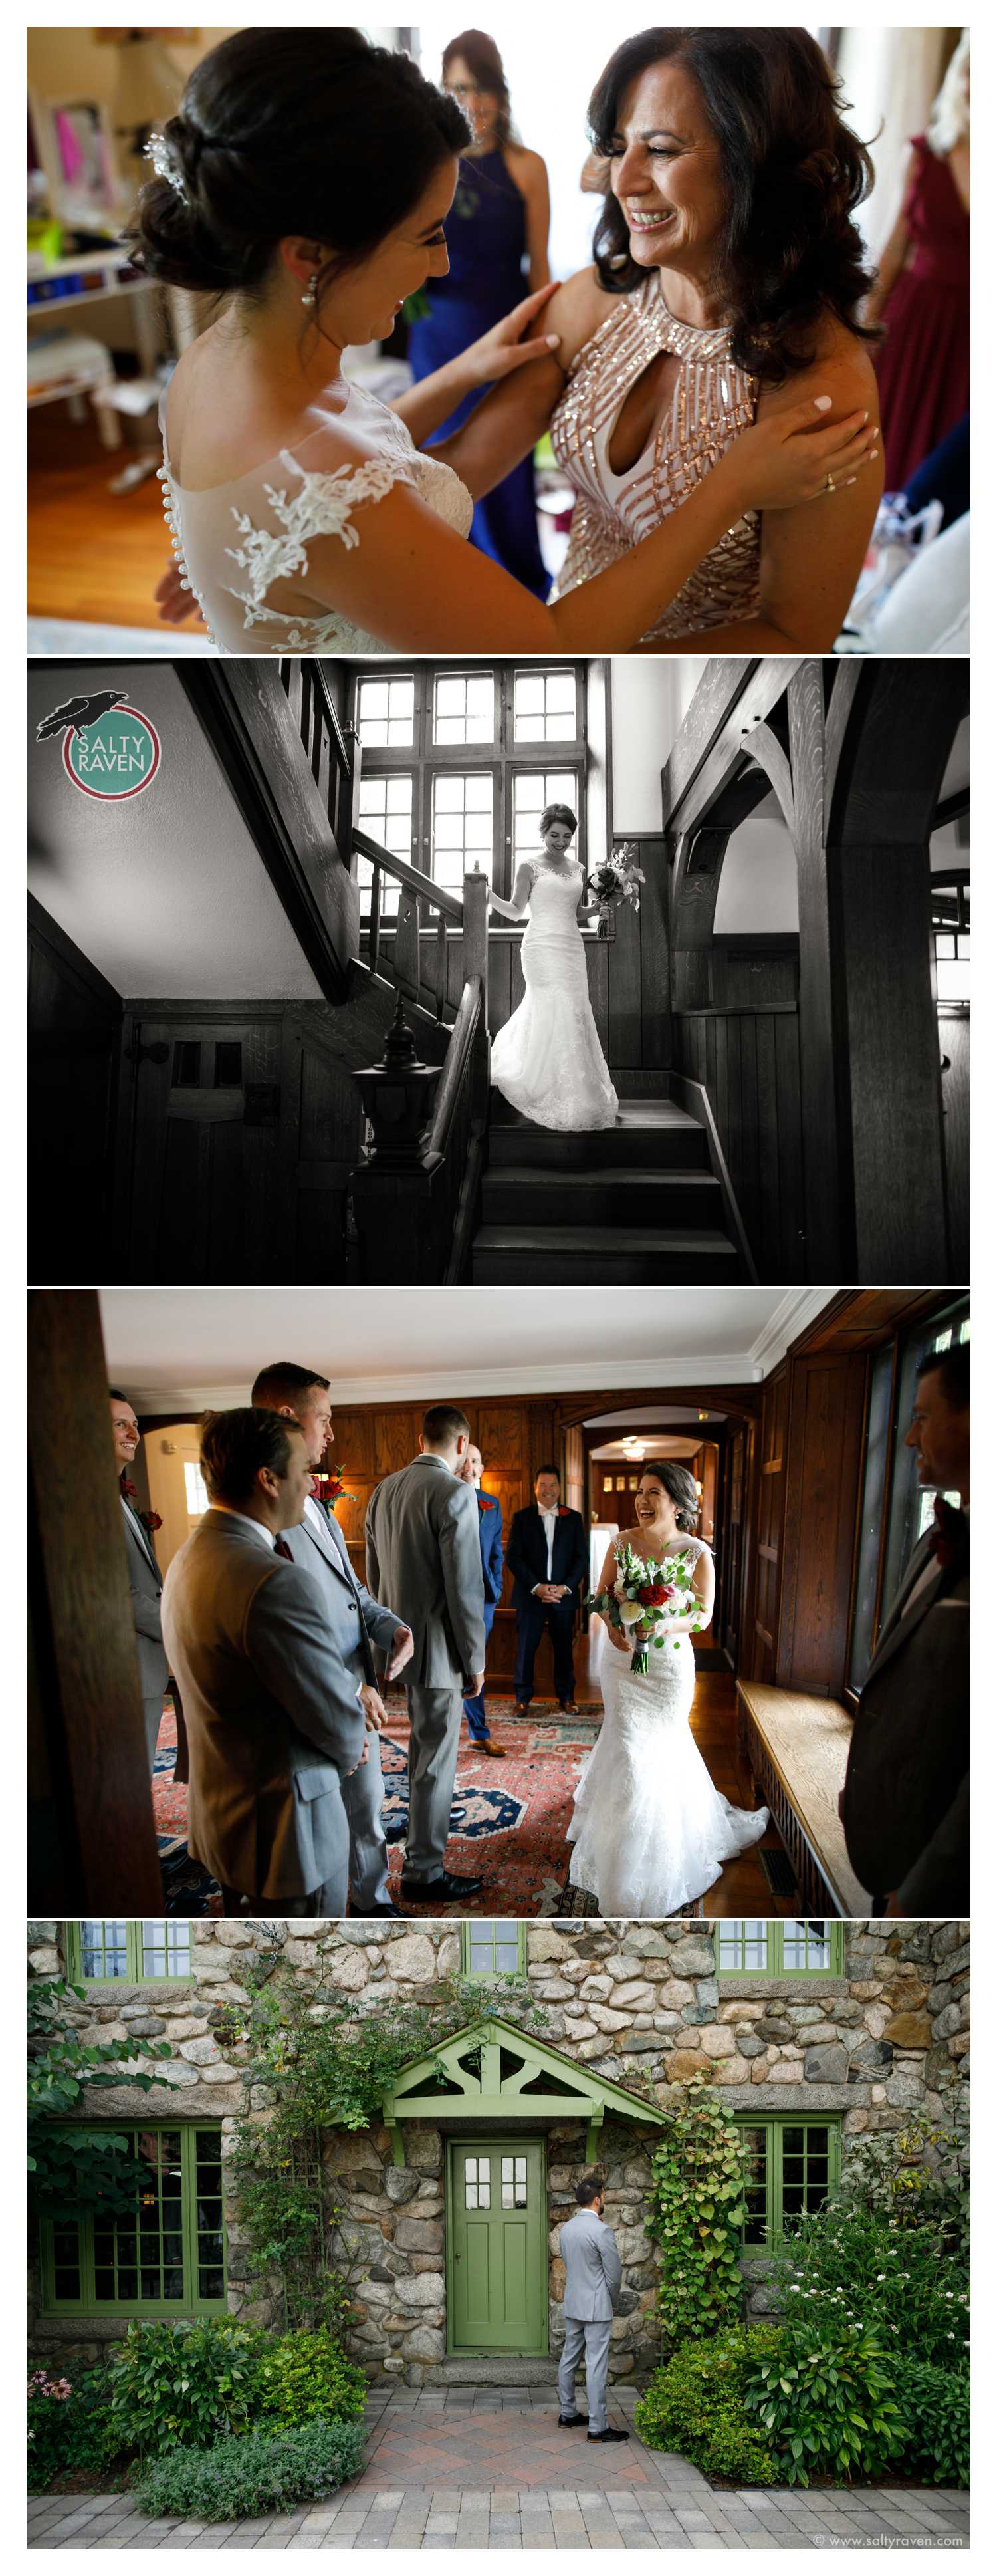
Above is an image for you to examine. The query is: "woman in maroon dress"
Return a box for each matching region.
[869,32,970,491]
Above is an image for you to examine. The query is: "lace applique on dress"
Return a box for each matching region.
[221,450,417,636]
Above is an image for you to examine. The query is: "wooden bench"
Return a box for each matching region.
[736,1680,871,1917]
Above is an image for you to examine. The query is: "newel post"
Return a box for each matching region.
[463,865,491,1116]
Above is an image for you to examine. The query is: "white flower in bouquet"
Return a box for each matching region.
[585,840,647,918]
[589,1537,704,1675]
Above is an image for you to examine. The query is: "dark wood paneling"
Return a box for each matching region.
[776,1352,867,1697]
[939,1013,969,1281]
[28,1290,162,1912]
[27,898,122,1284]
[673,1005,805,1283]
[750,1366,788,1682]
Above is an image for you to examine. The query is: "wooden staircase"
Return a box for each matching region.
[470,1095,743,1283]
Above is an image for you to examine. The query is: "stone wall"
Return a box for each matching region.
[27,1917,969,2383]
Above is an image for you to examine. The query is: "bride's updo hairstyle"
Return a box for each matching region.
[540,802,578,836]
[639,1461,699,1533]
[587,27,876,385]
[126,27,469,301]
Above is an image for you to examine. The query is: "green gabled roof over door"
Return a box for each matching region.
[380,2015,667,2166]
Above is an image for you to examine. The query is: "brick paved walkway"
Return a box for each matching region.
[27,2390,970,2549]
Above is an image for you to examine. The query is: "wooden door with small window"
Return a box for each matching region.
[447,2138,547,2354]
[122,1015,286,1281]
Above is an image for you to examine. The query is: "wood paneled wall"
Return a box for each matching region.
[330,1396,558,1692]
[28,897,122,1284]
[672,995,805,1283]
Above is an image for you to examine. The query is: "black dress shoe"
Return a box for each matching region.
[558,2414,586,2428]
[588,2426,631,2442]
[399,1868,485,1902]
[351,1900,402,1916]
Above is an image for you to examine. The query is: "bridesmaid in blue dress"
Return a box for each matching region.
[408,29,552,598]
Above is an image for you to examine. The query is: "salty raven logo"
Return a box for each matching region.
[36,692,162,799]
[36,690,130,743]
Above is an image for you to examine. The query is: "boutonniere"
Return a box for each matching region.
[476,1491,493,1512]
[557,1506,571,1518]
[929,1495,968,1570]
[312,1464,356,1515]
[121,1479,162,1537]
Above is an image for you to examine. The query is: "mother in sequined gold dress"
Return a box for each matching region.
[454,28,883,650]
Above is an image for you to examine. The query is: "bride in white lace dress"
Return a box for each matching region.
[136,31,880,655]
[569,1464,769,1916]
[487,804,617,1130]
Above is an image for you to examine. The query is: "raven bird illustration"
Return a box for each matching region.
[36,690,130,744]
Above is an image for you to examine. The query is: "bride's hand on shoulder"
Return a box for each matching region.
[462,281,562,389]
[726,395,879,514]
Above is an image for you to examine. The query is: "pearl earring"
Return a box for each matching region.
[301,271,319,309]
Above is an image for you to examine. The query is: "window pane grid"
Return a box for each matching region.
[73,1921,191,1982]
[80,1919,128,1979]
[736,2120,839,2247]
[357,773,412,920]
[431,772,493,893]
[43,2127,225,2316]
[717,1922,841,1976]
[141,1922,191,1979]
[463,1922,525,1977]
[513,668,578,741]
[433,671,495,746]
[356,676,414,748]
[780,1921,831,1972]
[464,2155,491,2209]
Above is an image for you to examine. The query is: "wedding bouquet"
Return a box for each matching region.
[587,1537,704,1677]
[584,840,647,918]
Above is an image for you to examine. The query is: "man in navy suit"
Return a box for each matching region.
[252,1362,414,1916]
[506,1466,587,1714]
[458,1441,506,1757]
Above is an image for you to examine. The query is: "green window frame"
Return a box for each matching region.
[40,2126,226,2317]
[715,1921,843,1976]
[64,1921,192,1984]
[735,2117,841,2248]
[461,1922,528,1979]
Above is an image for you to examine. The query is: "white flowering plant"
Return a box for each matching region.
[588,1536,703,1676]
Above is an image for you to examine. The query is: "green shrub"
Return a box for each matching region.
[891,2361,970,2488]
[134,2419,366,2520]
[769,2193,969,2369]
[744,2322,907,2486]
[106,2318,263,2458]
[27,2368,118,2492]
[257,2330,367,2427]
[635,2327,780,2485]
[644,2085,750,2358]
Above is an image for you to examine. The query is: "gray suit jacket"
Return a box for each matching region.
[366,1455,485,1688]
[843,1523,970,1899]
[161,1509,366,1900]
[559,2210,622,2322]
[120,1495,169,1702]
[281,1503,400,1685]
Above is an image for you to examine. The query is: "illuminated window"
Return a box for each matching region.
[513,668,578,742]
[183,1462,209,1519]
[356,772,412,922]
[356,675,414,748]
[67,1922,192,1982]
[431,772,494,893]
[433,670,495,745]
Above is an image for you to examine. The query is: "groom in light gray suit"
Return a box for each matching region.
[252,1361,414,1916]
[110,1389,169,1770]
[557,2177,629,2442]
[366,1404,486,1904]
[163,1409,369,1915]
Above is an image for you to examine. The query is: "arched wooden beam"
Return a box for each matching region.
[740,721,795,834]
[669,765,774,958]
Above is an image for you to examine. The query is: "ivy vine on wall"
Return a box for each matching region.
[644,2080,748,2357]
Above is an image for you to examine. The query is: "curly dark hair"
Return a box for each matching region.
[638,1460,699,1533]
[441,29,514,147]
[124,26,469,301]
[587,26,876,384]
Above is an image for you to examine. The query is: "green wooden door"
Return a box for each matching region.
[447,2138,547,2354]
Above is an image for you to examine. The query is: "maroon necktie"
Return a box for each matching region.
[274,1537,293,1559]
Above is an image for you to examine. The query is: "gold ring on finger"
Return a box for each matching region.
[827,471,835,493]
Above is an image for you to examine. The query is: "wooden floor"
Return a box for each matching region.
[27,414,207,632]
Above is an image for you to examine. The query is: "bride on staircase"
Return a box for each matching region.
[487,804,617,1131]
[568,1464,770,1916]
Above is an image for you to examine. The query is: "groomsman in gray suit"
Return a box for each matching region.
[252,1361,414,1917]
[162,1410,370,1916]
[366,1404,486,1905]
[557,2177,629,2442]
[110,1389,169,1771]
